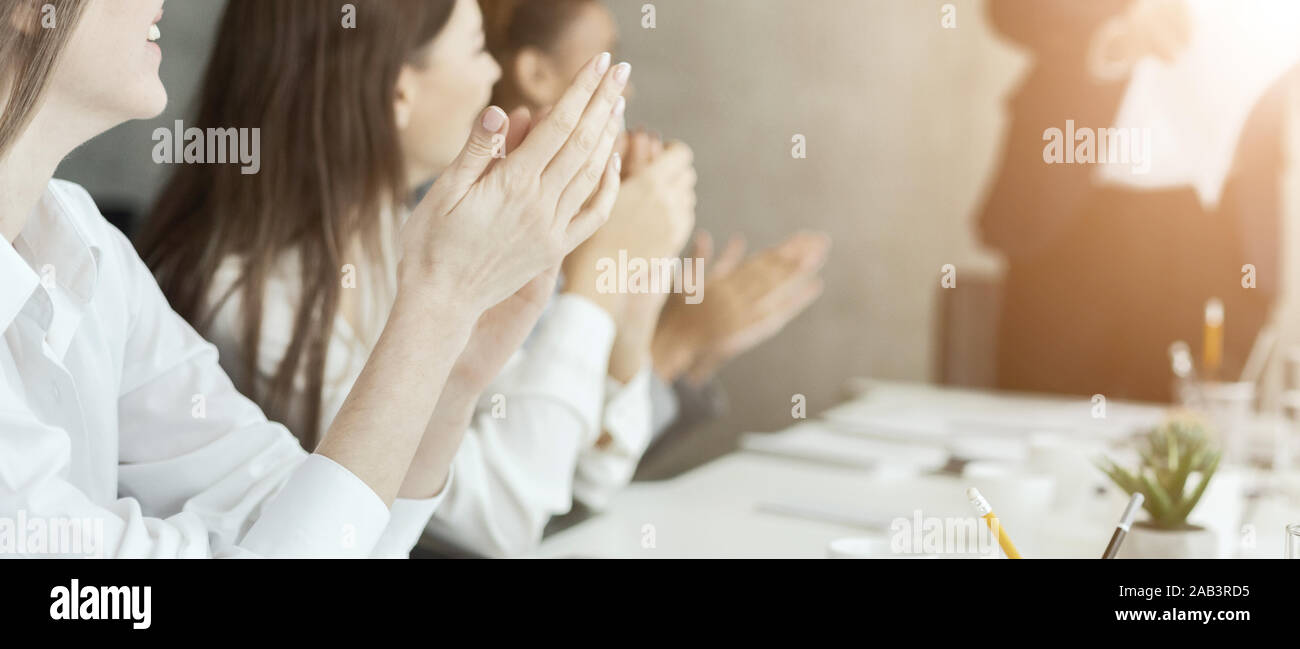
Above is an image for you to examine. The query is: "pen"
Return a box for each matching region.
[1102,492,1144,559]
[966,487,1022,559]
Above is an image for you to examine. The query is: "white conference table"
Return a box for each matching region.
[533,380,1300,559]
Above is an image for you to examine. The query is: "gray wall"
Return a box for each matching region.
[607,0,1018,447]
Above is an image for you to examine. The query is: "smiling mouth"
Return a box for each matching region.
[148,8,163,42]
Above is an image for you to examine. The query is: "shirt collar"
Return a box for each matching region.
[0,182,102,334]
[0,234,39,334]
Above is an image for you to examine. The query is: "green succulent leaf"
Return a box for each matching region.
[1173,452,1220,523]
[1098,415,1221,529]
[1140,471,1174,523]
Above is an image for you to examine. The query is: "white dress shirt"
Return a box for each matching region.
[206,235,654,557]
[0,180,441,558]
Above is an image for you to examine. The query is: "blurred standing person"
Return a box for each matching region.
[980,0,1284,402]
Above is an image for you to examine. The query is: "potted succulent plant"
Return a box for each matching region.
[1096,415,1222,558]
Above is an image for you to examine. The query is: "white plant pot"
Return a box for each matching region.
[1117,523,1219,559]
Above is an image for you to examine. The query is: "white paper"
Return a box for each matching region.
[739,422,947,471]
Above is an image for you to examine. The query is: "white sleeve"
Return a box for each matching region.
[427,295,615,557]
[368,479,451,558]
[2,405,389,558]
[0,227,391,558]
[572,368,654,511]
[202,246,447,559]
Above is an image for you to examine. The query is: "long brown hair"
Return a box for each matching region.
[478,0,593,108]
[137,0,454,448]
[0,0,89,157]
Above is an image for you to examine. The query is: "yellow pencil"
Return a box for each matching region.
[1204,298,1224,379]
[967,487,1022,559]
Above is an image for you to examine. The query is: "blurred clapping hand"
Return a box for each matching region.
[652,229,830,387]
[1090,0,1192,79]
[562,128,698,384]
[597,126,831,390]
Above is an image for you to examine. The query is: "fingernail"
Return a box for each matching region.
[612,152,622,174]
[611,96,626,118]
[481,106,506,131]
[594,52,611,75]
[613,62,631,84]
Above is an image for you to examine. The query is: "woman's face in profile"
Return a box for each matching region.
[532,1,621,109]
[397,0,502,187]
[51,0,169,126]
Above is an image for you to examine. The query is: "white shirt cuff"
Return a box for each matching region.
[601,368,655,456]
[370,466,454,558]
[505,294,616,445]
[573,368,654,511]
[240,454,390,558]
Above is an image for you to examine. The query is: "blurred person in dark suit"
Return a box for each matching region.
[980,0,1287,402]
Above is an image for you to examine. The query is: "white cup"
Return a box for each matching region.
[1175,379,1255,464]
[1027,432,1107,511]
